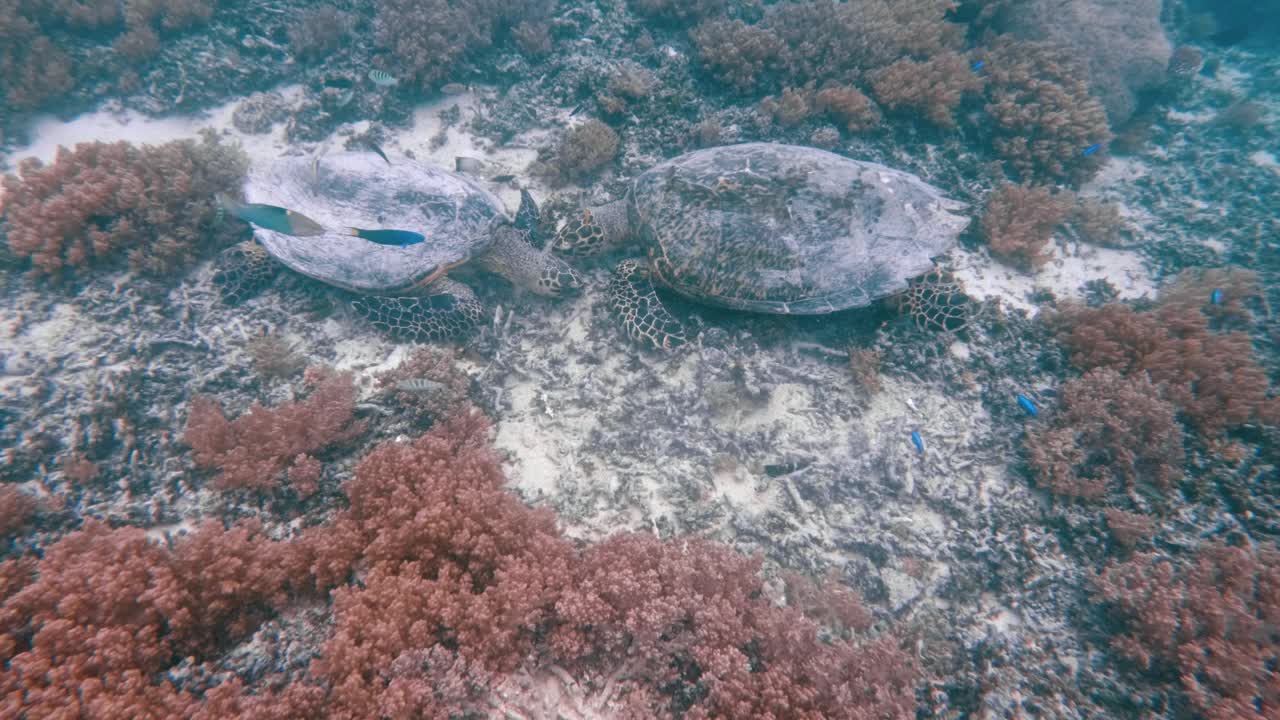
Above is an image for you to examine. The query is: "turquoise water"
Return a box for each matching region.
[0,2,1276,718]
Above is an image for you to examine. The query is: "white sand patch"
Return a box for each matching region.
[1250,150,1280,174]
[952,241,1154,317]
[2,86,306,173]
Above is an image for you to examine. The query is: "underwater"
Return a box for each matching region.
[0,0,1277,717]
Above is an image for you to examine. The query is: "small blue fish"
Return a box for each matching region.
[1016,394,1038,417]
[910,431,924,453]
[368,69,399,87]
[972,60,985,71]
[345,227,425,247]
[1081,143,1103,156]
[1210,288,1224,305]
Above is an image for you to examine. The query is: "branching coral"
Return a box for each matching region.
[374,0,549,89]
[981,183,1072,270]
[1,408,920,717]
[549,533,916,719]
[870,51,983,127]
[1053,272,1278,437]
[1095,543,1280,720]
[1,134,247,282]
[0,520,306,718]
[979,38,1112,184]
[1024,368,1184,502]
[0,486,35,539]
[694,0,961,95]
[0,2,74,111]
[374,346,473,428]
[184,367,365,492]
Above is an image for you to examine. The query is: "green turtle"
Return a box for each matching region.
[213,152,580,342]
[553,143,970,349]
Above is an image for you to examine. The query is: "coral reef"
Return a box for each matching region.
[979,38,1112,183]
[0,486,35,540]
[869,51,983,128]
[374,0,550,90]
[184,367,366,493]
[1,134,246,282]
[541,119,620,185]
[287,6,354,61]
[693,0,961,95]
[1024,368,1184,502]
[1096,543,1280,720]
[1053,271,1278,437]
[0,520,306,717]
[0,411,918,717]
[980,183,1072,270]
[1002,0,1171,126]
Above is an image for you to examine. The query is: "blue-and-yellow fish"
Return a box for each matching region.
[344,227,425,247]
[216,194,327,237]
[910,430,925,453]
[1016,394,1038,417]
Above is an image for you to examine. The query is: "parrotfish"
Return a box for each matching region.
[910,431,925,453]
[216,194,327,237]
[1081,143,1103,157]
[1016,393,1038,417]
[344,227,425,247]
[1210,288,1224,305]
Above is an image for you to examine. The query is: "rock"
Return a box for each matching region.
[232,92,288,134]
[1003,0,1172,126]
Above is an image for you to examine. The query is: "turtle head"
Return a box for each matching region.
[478,225,583,298]
[552,199,630,256]
[536,255,583,298]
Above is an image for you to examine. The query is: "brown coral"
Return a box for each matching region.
[1,134,247,282]
[870,51,983,127]
[694,0,962,95]
[1053,274,1278,437]
[1095,544,1280,720]
[980,38,1112,183]
[544,119,619,186]
[1024,368,1184,502]
[184,367,366,492]
[981,183,1073,270]
[814,84,882,132]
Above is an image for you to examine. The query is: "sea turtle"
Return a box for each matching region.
[212,152,580,341]
[552,142,971,350]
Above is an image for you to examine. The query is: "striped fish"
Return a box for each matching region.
[396,378,446,393]
[368,69,399,87]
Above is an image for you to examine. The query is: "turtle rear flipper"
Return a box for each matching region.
[213,241,277,303]
[351,277,483,342]
[608,259,686,351]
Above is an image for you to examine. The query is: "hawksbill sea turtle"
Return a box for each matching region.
[212,151,580,342]
[552,142,971,350]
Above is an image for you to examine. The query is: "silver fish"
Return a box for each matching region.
[440,82,468,95]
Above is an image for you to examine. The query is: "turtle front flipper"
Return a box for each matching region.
[351,277,484,342]
[212,241,278,303]
[608,259,687,351]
